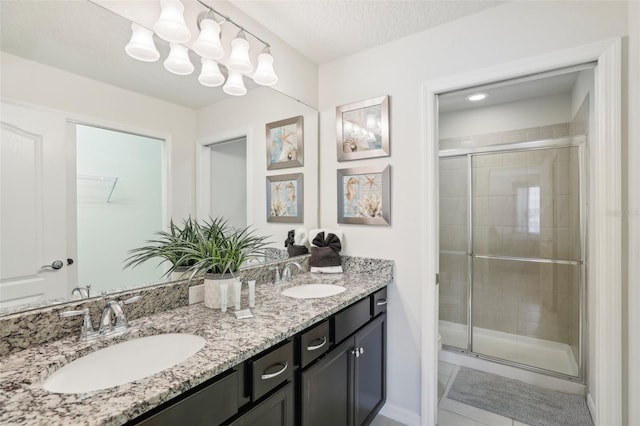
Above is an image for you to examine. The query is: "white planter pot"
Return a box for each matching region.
[204,274,238,309]
[170,267,190,282]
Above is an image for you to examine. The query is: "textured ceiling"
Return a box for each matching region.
[232,0,506,64]
[1,0,506,109]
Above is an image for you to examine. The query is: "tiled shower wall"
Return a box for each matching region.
[439,118,584,361]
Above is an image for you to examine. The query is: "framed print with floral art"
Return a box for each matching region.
[336,95,389,161]
[337,165,390,225]
[266,116,304,169]
[267,173,303,223]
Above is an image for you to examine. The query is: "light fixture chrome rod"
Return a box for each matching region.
[194,0,270,48]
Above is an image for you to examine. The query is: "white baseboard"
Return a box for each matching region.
[587,393,596,424]
[379,402,421,426]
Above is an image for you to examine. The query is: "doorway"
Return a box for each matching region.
[421,39,622,426]
[208,137,247,230]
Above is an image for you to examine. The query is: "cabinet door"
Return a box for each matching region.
[300,339,353,426]
[353,314,386,426]
[230,382,294,426]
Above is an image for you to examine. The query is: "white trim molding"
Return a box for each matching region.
[421,38,622,426]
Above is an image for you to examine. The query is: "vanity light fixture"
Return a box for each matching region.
[125,24,160,62]
[164,43,194,75]
[124,0,278,96]
[193,14,224,60]
[223,71,247,96]
[466,92,489,102]
[199,58,225,87]
[227,30,253,73]
[154,0,191,43]
[253,47,278,86]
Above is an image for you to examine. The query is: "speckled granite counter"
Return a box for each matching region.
[0,269,391,426]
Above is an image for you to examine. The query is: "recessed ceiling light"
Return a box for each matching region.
[466,92,488,102]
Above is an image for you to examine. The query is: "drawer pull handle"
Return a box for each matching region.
[376,299,388,306]
[307,336,327,351]
[261,362,288,380]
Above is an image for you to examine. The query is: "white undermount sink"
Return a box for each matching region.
[281,284,346,299]
[43,333,206,394]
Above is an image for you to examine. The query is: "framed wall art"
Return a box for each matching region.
[266,173,303,223]
[336,95,389,161]
[337,165,390,225]
[266,115,304,169]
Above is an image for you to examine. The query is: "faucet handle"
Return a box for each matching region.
[270,266,281,284]
[60,308,95,340]
[123,295,141,305]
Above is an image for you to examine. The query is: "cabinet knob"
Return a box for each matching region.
[351,347,364,358]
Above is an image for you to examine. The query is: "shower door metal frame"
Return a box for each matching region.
[439,135,587,383]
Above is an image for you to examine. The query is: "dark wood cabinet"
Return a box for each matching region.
[300,312,387,426]
[354,314,386,426]
[130,287,387,426]
[300,339,352,426]
[230,382,295,426]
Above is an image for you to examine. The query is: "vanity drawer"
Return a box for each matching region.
[134,369,238,425]
[299,320,331,368]
[333,297,371,344]
[251,340,294,401]
[371,287,388,316]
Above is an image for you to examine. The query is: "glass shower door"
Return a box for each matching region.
[470,147,582,377]
[438,156,469,350]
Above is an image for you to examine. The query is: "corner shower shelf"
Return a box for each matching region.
[77,174,119,203]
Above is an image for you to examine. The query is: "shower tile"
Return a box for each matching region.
[555,160,570,195]
[553,123,570,138]
[474,153,502,168]
[440,168,468,197]
[473,197,489,226]
[473,167,490,196]
[554,195,571,227]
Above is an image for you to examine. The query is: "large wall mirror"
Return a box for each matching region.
[0,0,319,314]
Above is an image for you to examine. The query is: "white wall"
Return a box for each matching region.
[318,1,628,422]
[196,86,318,248]
[439,92,573,139]
[0,52,197,221]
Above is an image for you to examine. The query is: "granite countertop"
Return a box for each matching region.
[0,271,390,426]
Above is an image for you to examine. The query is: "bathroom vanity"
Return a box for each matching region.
[0,263,391,426]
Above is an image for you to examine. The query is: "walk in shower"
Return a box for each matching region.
[438,137,586,380]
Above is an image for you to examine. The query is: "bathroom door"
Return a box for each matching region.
[0,102,70,308]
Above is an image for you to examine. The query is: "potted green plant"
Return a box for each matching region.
[179,217,270,309]
[123,216,200,281]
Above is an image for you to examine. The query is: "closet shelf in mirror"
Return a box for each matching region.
[77,174,119,203]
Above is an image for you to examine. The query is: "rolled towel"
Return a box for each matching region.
[285,228,309,257]
[309,230,343,273]
[294,227,308,246]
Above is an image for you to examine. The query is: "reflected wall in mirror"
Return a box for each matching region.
[0,0,319,314]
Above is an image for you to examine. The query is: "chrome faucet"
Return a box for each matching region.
[270,266,282,284]
[282,261,303,282]
[99,295,141,335]
[59,308,98,341]
[71,285,91,299]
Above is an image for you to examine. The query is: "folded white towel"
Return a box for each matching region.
[294,227,308,246]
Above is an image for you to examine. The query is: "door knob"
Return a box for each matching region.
[41,260,64,270]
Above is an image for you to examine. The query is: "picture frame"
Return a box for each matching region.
[266,115,304,169]
[266,173,304,223]
[337,165,390,225]
[336,95,389,161]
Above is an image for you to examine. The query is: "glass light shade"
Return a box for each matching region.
[193,19,224,60]
[164,43,194,75]
[199,58,225,87]
[223,71,247,96]
[227,36,252,73]
[154,0,191,43]
[253,52,278,86]
[125,23,160,62]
